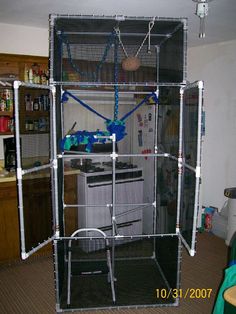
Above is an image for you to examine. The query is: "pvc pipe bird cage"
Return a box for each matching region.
[13,14,204,312]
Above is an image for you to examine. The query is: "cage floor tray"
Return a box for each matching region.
[61,258,175,309]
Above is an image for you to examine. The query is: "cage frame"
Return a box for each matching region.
[13,14,203,313]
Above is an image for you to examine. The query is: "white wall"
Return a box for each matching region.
[0,23,48,56]
[188,40,236,210]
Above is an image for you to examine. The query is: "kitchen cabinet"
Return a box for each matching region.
[0,54,49,135]
[0,57,18,135]
[22,175,52,252]
[0,181,19,262]
[0,89,14,135]
[0,173,77,263]
[0,178,52,263]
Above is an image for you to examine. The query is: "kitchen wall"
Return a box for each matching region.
[1,22,236,213]
[0,23,48,56]
[188,39,236,210]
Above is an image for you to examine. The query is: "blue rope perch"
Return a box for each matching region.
[61,91,158,152]
[59,29,117,82]
[62,91,108,121]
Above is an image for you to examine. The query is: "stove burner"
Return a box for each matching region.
[86,166,105,173]
[71,159,104,173]
[75,165,105,173]
[103,161,137,170]
[116,162,137,170]
[71,159,138,173]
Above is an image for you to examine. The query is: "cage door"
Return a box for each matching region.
[14,81,55,259]
[178,81,204,256]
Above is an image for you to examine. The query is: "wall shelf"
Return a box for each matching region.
[0,111,13,117]
[0,131,13,135]
[0,53,49,136]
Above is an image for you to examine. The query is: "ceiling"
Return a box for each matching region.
[0,0,235,47]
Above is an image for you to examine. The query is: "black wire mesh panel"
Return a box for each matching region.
[158,86,180,157]
[155,234,180,290]
[51,15,186,84]
[55,235,180,310]
[17,86,51,169]
[180,85,201,250]
[183,86,199,167]
[22,169,53,252]
[180,167,196,248]
[156,158,179,234]
[155,87,181,234]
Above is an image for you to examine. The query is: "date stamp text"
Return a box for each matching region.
[156,288,213,299]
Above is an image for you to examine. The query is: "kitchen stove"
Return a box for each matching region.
[71,159,138,174]
[102,161,138,170]
[71,159,104,173]
[76,159,144,251]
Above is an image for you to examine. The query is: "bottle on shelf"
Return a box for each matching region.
[24,66,29,82]
[41,71,48,85]
[0,88,13,112]
[9,118,14,133]
[38,118,46,132]
[27,119,34,131]
[33,70,40,84]
[33,98,40,111]
[0,94,6,111]
[24,63,48,85]
[29,68,33,84]
[25,94,33,111]
[5,89,13,112]
[33,119,39,131]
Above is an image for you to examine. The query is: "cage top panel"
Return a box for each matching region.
[52,15,186,45]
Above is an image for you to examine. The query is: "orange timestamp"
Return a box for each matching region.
[156,288,213,299]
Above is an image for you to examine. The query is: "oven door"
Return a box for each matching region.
[78,178,144,236]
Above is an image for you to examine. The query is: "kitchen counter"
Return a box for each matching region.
[0,171,16,183]
[0,167,80,183]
